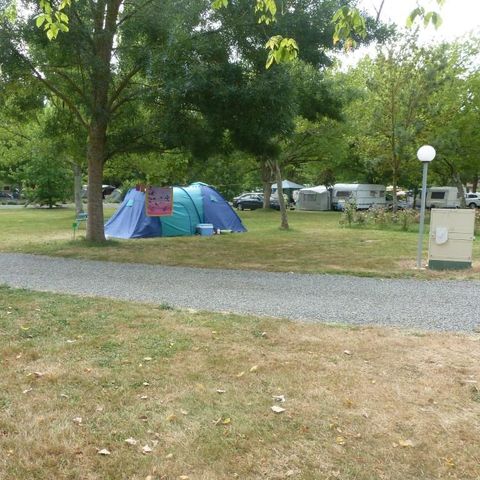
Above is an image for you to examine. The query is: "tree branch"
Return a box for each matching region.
[48,68,89,104]
[108,65,142,111]
[10,47,89,129]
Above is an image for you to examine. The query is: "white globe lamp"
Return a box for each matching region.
[417,145,436,163]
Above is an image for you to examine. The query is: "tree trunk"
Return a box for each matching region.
[392,163,398,213]
[86,123,107,242]
[73,163,84,216]
[263,181,272,209]
[472,174,478,193]
[84,0,122,241]
[261,159,274,209]
[453,173,466,208]
[275,160,289,230]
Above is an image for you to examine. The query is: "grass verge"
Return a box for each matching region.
[1,207,479,279]
[1,286,479,479]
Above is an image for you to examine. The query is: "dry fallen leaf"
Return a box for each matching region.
[222,417,231,425]
[271,405,286,414]
[16,354,22,359]
[166,413,177,422]
[125,438,138,446]
[444,457,455,467]
[98,448,111,455]
[398,439,415,448]
[335,436,346,446]
[142,445,153,454]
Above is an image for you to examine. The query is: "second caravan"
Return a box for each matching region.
[332,184,387,210]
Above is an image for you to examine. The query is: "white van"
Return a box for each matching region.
[426,187,460,209]
[332,183,386,210]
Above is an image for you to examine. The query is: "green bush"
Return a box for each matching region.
[340,200,357,227]
[341,206,419,232]
[20,155,71,208]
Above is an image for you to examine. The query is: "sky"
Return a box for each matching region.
[338,0,480,67]
[359,0,480,42]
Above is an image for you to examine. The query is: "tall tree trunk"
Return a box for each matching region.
[73,163,84,216]
[453,173,466,208]
[86,123,107,241]
[263,182,272,209]
[275,160,289,230]
[444,158,466,208]
[472,174,478,193]
[84,0,122,241]
[261,159,274,209]
[392,160,398,213]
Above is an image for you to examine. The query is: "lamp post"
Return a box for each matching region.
[416,145,436,269]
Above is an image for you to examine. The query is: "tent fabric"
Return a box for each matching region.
[296,185,330,211]
[105,184,246,239]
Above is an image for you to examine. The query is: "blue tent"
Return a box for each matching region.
[105,183,246,239]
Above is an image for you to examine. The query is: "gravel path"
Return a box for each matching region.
[0,253,479,332]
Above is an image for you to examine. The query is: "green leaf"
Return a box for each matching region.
[431,12,443,29]
[212,0,228,9]
[36,15,46,28]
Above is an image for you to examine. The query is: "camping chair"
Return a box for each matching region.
[75,212,88,229]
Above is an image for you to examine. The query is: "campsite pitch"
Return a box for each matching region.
[1,286,479,479]
[1,207,480,279]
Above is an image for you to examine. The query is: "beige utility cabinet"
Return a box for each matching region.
[428,208,475,270]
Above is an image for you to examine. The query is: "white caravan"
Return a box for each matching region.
[426,187,461,209]
[296,185,331,211]
[332,183,386,210]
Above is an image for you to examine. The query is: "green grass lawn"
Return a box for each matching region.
[1,286,479,479]
[0,206,479,279]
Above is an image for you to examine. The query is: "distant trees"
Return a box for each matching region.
[337,34,480,207]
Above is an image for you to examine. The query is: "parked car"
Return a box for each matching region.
[81,184,117,199]
[232,192,261,208]
[465,192,480,209]
[235,193,280,211]
[0,191,13,200]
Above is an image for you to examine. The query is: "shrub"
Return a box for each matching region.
[340,200,357,227]
[340,205,419,232]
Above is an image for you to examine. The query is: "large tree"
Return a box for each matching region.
[1,0,212,240]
